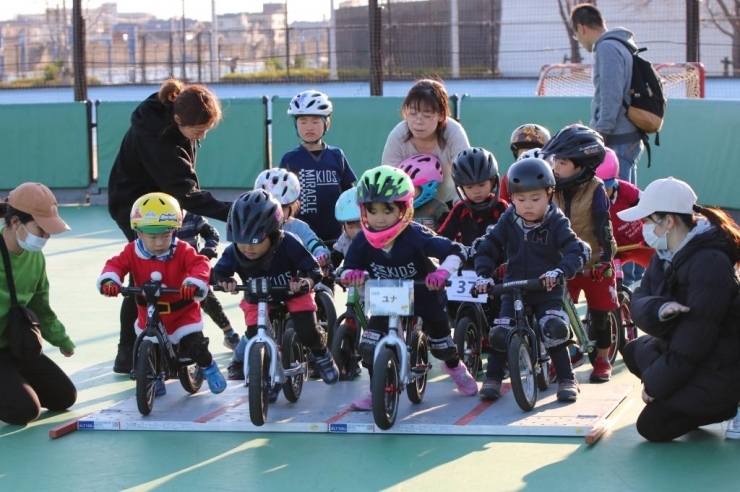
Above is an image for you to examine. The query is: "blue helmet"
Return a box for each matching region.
[334,187,360,222]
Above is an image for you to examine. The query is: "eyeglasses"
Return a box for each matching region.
[571,25,579,41]
[405,111,437,123]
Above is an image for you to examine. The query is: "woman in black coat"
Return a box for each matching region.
[107,78,232,374]
[617,177,740,442]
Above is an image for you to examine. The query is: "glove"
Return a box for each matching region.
[425,270,451,289]
[180,282,198,300]
[316,253,330,267]
[60,347,74,357]
[199,247,217,260]
[590,261,612,281]
[496,263,507,281]
[343,269,366,286]
[101,280,120,297]
[475,275,493,293]
[543,268,563,279]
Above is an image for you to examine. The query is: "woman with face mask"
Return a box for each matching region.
[0,182,77,425]
[617,177,740,442]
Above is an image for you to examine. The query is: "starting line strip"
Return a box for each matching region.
[53,378,632,444]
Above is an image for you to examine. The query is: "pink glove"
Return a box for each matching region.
[425,270,451,290]
[343,269,366,286]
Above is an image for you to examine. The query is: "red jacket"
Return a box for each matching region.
[610,180,644,247]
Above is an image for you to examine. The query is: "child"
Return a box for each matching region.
[332,187,362,267]
[213,189,339,398]
[280,90,357,250]
[341,165,477,410]
[396,153,449,230]
[540,124,619,383]
[499,123,552,201]
[254,168,332,267]
[438,147,508,246]
[474,157,591,401]
[177,210,239,350]
[97,192,226,395]
[595,148,653,283]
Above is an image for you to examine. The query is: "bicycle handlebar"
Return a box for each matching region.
[120,285,182,296]
[211,280,291,295]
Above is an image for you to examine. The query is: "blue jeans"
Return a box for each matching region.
[610,139,644,186]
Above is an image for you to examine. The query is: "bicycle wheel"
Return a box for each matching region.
[178,363,203,394]
[587,311,620,366]
[406,330,429,404]
[281,328,305,403]
[135,339,158,416]
[536,342,551,391]
[330,323,358,381]
[372,348,400,430]
[315,290,337,344]
[248,343,270,426]
[454,316,482,380]
[507,334,537,412]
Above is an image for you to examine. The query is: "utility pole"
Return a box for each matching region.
[369,0,383,95]
[686,0,700,62]
[211,0,218,82]
[285,0,291,81]
[450,0,459,79]
[329,0,337,80]
[72,0,86,101]
[181,0,187,80]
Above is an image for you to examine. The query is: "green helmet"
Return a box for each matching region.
[357,165,414,206]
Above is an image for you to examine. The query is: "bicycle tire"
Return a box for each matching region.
[178,363,203,394]
[587,310,620,365]
[508,334,537,412]
[135,339,157,416]
[281,328,305,402]
[406,330,428,404]
[454,316,481,380]
[315,290,337,345]
[330,323,358,381]
[372,348,400,430]
[248,343,270,426]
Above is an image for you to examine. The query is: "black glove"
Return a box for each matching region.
[200,247,218,260]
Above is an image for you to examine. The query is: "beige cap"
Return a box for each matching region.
[617,177,697,222]
[8,182,70,234]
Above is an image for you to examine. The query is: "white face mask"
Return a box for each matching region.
[642,222,668,251]
[16,224,48,252]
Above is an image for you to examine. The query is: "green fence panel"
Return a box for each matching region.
[459,97,592,173]
[272,97,406,179]
[96,98,266,190]
[0,102,89,188]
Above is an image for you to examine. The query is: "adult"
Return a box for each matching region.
[617,177,740,442]
[107,78,231,374]
[381,78,471,206]
[570,3,644,185]
[1,183,77,425]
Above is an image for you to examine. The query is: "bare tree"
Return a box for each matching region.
[704,0,740,75]
[556,0,596,64]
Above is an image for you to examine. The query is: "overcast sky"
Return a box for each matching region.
[0,0,337,23]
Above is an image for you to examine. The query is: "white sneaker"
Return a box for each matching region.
[725,409,740,440]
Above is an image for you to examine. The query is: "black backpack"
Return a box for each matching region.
[612,38,666,166]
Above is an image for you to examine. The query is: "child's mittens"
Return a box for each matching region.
[425,270,450,290]
[315,252,330,267]
[180,281,198,300]
[101,280,120,297]
[199,247,218,260]
[343,269,366,286]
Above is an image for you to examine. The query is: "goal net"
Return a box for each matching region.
[536,62,705,98]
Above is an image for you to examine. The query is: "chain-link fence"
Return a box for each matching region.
[0,0,738,97]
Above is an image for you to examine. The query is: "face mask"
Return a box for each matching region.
[16,224,48,252]
[642,222,668,251]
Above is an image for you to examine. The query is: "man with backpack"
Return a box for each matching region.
[570,3,645,186]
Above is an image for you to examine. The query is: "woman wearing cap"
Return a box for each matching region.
[107,78,232,374]
[0,182,77,425]
[617,177,740,442]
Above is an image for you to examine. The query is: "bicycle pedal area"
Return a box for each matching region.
[68,373,632,444]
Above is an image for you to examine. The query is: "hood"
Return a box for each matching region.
[596,27,638,51]
[130,92,186,143]
[660,218,736,264]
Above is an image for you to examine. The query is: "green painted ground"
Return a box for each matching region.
[0,206,737,492]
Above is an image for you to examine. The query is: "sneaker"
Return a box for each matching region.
[557,379,579,402]
[268,384,282,404]
[227,361,245,380]
[154,379,166,397]
[223,333,240,351]
[442,361,479,396]
[307,348,339,385]
[725,409,740,440]
[201,361,227,394]
[351,390,373,411]
[590,356,612,383]
[569,345,585,368]
[479,378,502,400]
[113,344,133,374]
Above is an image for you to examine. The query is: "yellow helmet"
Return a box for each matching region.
[130,192,182,233]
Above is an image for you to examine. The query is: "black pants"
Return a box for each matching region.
[0,349,77,425]
[623,338,738,442]
[114,213,138,348]
[177,331,213,368]
[201,287,231,329]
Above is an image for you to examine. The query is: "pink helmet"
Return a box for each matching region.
[357,165,415,249]
[396,153,443,208]
[595,147,619,182]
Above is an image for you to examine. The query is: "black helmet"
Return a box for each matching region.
[451,147,500,211]
[227,189,283,244]
[507,158,556,196]
[540,124,605,189]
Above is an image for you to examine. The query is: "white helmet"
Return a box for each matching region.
[254,168,300,205]
[287,90,333,117]
[517,147,543,161]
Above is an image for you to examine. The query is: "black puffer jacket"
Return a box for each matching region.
[107,93,231,224]
[632,225,740,416]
